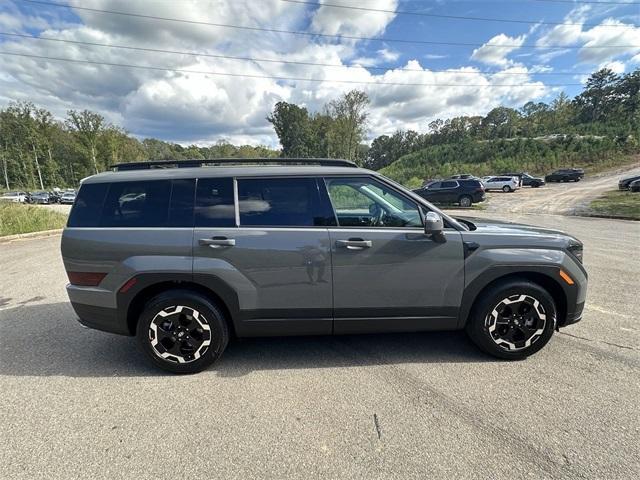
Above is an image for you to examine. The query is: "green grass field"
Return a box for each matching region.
[0,203,68,237]
[588,190,640,220]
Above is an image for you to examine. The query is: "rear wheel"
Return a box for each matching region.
[136,290,229,374]
[459,195,472,208]
[466,280,556,360]
[502,185,512,193]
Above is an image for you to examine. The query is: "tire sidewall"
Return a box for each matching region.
[136,291,229,374]
[466,281,557,360]
[459,195,472,207]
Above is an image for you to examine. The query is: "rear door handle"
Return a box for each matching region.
[199,237,236,248]
[336,238,372,250]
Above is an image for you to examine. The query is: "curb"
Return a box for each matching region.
[0,228,63,243]
[574,213,639,222]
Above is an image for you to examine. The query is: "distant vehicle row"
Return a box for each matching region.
[0,189,76,204]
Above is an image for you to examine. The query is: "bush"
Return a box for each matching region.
[0,203,68,236]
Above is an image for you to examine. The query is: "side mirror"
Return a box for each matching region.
[424,211,446,243]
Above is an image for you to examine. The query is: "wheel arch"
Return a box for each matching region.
[119,274,238,337]
[459,269,567,329]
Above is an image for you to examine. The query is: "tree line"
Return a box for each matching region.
[0,104,277,190]
[1,68,637,190]
[266,68,638,183]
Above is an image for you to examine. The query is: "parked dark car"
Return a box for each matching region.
[48,191,61,203]
[618,175,640,190]
[545,169,583,183]
[413,179,485,207]
[502,172,545,188]
[630,179,640,192]
[30,191,51,204]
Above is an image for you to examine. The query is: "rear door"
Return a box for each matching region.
[439,180,459,202]
[323,176,465,334]
[193,176,336,337]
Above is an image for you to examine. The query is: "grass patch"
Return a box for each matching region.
[588,190,640,220]
[0,203,68,236]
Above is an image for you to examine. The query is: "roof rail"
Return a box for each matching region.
[110,158,358,171]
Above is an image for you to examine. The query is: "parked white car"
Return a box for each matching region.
[482,176,520,192]
[0,191,28,203]
[60,191,77,204]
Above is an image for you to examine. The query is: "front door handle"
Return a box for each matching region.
[199,237,236,248]
[336,238,372,250]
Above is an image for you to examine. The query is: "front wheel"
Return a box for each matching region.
[465,280,556,360]
[136,290,229,374]
[459,195,472,208]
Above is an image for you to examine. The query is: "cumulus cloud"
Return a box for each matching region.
[310,0,398,38]
[0,0,550,145]
[535,5,640,67]
[471,34,526,67]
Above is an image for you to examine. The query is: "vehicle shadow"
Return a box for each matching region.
[0,303,492,378]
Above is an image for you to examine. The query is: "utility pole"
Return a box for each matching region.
[2,142,9,190]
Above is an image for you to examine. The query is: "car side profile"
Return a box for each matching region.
[482,176,520,192]
[61,159,587,373]
[545,169,582,183]
[502,172,545,188]
[618,175,640,190]
[413,179,485,207]
[0,191,28,203]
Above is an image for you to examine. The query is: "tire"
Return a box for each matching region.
[459,195,472,208]
[136,290,229,374]
[502,185,512,193]
[465,280,556,360]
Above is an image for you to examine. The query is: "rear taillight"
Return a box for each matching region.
[67,271,107,286]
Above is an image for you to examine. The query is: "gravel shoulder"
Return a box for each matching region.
[480,163,640,217]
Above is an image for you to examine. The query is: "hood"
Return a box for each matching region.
[455,216,579,243]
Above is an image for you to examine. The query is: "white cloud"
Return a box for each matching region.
[0,0,550,146]
[423,54,448,60]
[310,0,398,38]
[471,34,526,67]
[535,6,640,66]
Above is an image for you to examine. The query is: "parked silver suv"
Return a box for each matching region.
[61,159,587,373]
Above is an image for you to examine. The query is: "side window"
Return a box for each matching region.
[237,177,334,227]
[168,179,196,227]
[441,181,457,188]
[428,182,441,189]
[195,177,235,227]
[100,180,171,227]
[67,183,108,227]
[325,177,422,228]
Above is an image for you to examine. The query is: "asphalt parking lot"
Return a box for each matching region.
[1,211,638,479]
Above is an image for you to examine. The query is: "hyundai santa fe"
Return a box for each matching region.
[61,158,587,373]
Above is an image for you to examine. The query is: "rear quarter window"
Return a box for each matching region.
[67,179,196,228]
[67,183,108,227]
[100,180,172,227]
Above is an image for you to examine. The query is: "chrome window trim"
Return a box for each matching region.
[233,177,240,227]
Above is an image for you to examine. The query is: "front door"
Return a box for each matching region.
[323,176,465,334]
[193,176,335,337]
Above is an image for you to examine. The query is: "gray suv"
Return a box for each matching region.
[61,159,587,373]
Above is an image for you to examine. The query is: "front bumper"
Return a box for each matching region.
[561,301,584,327]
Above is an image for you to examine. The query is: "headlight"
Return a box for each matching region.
[567,242,583,263]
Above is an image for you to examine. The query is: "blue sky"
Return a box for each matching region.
[0,0,638,145]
